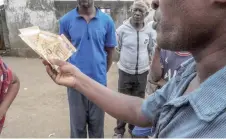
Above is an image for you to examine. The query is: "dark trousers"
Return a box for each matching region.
[114,70,148,135]
[67,88,104,138]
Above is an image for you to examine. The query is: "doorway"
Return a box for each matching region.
[100,8,111,16]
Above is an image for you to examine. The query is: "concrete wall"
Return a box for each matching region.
[3,0,134,58]
[5,0,58,57]
[54,1,133,28]
[3,0,155,60]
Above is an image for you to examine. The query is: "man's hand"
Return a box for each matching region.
[43,59,81,88]
[43,59,151,127]
[155,45,161,52]
[105,47,115,72]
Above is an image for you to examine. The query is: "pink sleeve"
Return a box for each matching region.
[0,59,13,95]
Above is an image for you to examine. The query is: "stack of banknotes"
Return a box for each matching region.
[19,26,76,70]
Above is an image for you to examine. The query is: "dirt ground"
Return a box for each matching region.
[0,57,131,138]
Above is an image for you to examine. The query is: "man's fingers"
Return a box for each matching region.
[48,59,67,67]
[43,59,67,67]
[42,60,49,66]
[59,64,76,73]
[46,65,57,81]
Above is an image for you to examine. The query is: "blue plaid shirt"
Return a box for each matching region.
[142,58,226,137]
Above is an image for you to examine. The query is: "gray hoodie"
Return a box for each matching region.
[116,19,155,75]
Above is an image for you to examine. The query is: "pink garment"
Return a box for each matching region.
[0,57,12,133]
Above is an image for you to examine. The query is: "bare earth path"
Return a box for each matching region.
[0,57,131,138]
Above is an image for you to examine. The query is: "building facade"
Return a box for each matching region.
[2,0,153,59]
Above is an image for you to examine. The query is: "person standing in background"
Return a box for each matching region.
[114,1,154,138]
[151,48,192,86]
[132,47,192,138]
[0,57,20,134]
[59,0,117,137]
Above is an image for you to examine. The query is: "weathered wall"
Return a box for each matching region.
[4,0,133,58]
[54,1,133,28]
[4,0,153,59]
[5,0,58,57]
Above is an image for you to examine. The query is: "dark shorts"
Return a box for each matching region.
[118,69,148,98]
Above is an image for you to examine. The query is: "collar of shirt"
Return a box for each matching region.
[74,7,100,19]
[189,62,226,122]
[168,58,226,122]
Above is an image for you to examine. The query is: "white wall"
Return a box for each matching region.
[5,0,58,49]
[0,0,4,5]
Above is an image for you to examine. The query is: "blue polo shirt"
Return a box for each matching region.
[59,8,117,85]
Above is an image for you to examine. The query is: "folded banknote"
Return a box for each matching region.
[19,26,76,70]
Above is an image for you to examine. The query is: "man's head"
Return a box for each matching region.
[78,0,94,8]
[131,1,149,24]
[152,0,226,52]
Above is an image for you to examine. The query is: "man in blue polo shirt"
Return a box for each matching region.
[59,0,117,138]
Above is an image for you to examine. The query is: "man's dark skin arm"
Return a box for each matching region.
[150,47,168,87]
[70,71,151,127]
[43,59,152,127]
[150,47,163,82]
[105,47,115,72]
[157,79,167,87]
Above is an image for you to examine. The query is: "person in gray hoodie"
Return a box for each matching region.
[113,1,155,138]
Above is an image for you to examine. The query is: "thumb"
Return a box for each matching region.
[59,64,78,74]
[48,59,67,67]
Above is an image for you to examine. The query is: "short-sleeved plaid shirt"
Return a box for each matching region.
[142,58,226,137]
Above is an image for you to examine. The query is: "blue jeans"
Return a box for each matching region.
[67,88,104,138]
[132,126,154,137]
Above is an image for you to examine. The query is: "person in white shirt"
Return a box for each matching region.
[113,1,155,137]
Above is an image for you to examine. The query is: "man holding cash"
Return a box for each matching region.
[45,0,226,137]
[59,0,117,138]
